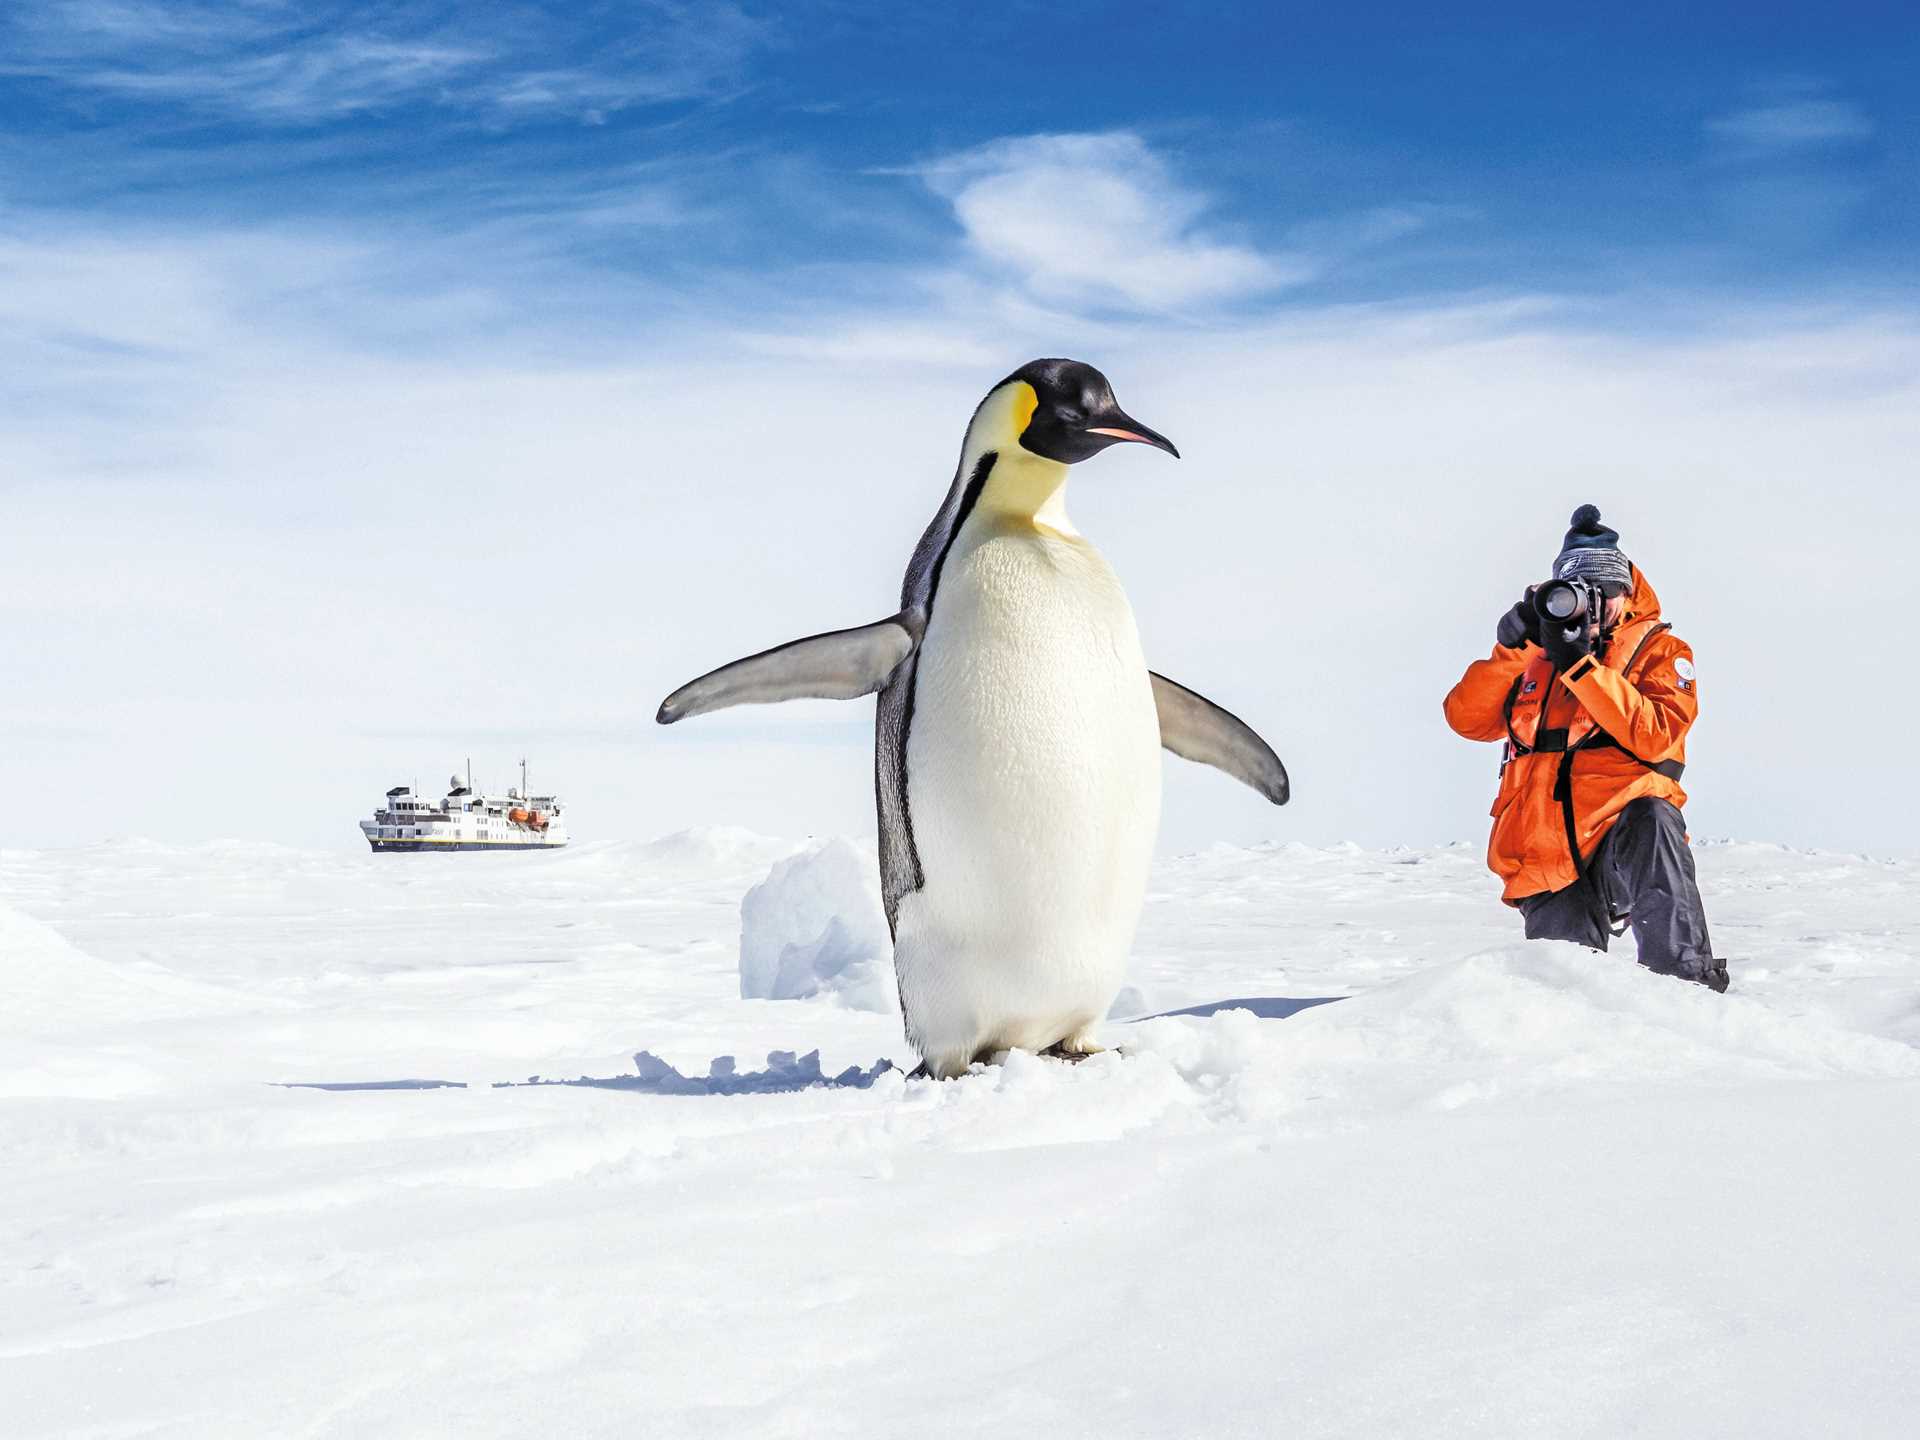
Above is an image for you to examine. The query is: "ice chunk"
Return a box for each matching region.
[738,838,897,1013]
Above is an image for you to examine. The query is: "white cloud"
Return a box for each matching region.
[483,5,769,119]
[3,200,1918,860]
[1282,204,1449,253]
[919,131,1306,312]
[15,1,277,49]
[1708,99,1874,149]
[78,36,491,120]
[1,1,768,125]
[738,321,1005,369]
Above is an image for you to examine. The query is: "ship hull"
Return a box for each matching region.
[365,839,565,853]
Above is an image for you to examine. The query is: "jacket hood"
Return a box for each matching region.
[1618,564,1662,628]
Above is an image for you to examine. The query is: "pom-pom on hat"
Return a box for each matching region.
[1553,504,1632,595]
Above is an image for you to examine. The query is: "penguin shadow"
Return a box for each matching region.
[275,1007,1343,1096]
[1130,996,1345,1022]
[496,1049,900,1096]
[275,1078,470,1092]
[275,1051,899,1097]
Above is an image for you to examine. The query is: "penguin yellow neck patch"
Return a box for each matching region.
[1009,381,1039,441]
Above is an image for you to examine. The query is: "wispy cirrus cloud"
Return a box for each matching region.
[1708,98,1874,150]
[1701,84,1876,251]
[1,1,770,125]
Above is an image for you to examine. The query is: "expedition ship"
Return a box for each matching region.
[360,761,568,852]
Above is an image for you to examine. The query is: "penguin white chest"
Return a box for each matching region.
[897,517,1162,1073]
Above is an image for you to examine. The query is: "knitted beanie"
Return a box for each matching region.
[1552,504,1632,594]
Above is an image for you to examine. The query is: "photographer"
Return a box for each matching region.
[1444,506,1728,992]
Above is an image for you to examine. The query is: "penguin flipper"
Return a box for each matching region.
[657,613,922,724]
[1149,672,1290,805]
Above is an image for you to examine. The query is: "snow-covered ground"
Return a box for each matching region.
[3,833,1917,1437]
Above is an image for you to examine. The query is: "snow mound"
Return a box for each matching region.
[633,825,799,872]
[1328,945,1920,1082]
[738,838,896,1013]
[0,901,246,1098]
[1127,944,1920,1124]
[0,900,232,1032]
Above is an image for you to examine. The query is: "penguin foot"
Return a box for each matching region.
[1039,1042,1106,1064]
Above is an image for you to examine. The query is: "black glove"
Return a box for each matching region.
[1496,591,1540,650]
[1542,618,1593,670]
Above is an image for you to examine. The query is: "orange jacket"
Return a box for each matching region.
[1444,567,1696,902]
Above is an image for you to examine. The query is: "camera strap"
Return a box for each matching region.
[1551,622,1681,874]
[1574,733,1685,782]
[1506,622,1674,758]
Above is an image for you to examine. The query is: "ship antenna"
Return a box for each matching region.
[520,756,528,797]
[467,756,472,792]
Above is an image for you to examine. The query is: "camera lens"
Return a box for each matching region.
[1538,582,1581,621]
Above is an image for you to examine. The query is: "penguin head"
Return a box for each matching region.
[1001,358,1179,465]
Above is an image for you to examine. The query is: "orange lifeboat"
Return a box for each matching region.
[528,811,548,831]
[508,806,530,825]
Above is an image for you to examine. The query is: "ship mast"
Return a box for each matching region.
[519,756,528,798]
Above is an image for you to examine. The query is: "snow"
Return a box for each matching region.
[736,837,896,1012]
[2,833,1917,1436]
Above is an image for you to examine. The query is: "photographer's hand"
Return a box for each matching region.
[1496,589,1540,650]
[1542,619,1593,670]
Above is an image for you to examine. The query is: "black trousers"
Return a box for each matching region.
[1515,797,1728,992]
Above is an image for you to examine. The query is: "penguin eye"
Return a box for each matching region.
[1055,405,1085,426]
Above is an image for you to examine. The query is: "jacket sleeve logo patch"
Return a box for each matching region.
[1675,657,1695,680]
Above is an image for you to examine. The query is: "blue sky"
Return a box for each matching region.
[3,3,1918,853]
[4,1,1915,348]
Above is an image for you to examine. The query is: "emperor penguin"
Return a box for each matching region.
[658,360,1288,1079]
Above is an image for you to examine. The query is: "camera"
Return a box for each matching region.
[1532,576,1604,629]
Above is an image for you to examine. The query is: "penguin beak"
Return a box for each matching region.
[1086,413,1180,459]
